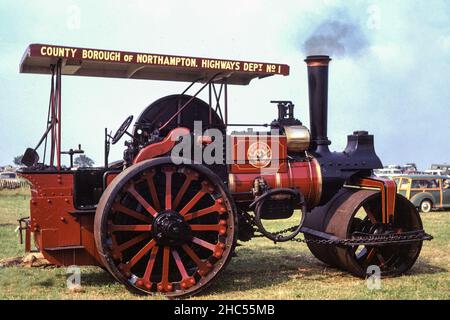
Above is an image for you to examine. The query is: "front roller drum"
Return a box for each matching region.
[303,190,353,268]
[94,158,237,298]
[305,189,424,277]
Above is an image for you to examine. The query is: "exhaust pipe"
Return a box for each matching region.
[305,55,331,154]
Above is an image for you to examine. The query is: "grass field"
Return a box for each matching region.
[0,188,448,300]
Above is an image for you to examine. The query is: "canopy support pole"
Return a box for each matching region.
[56,60,62,170]
[41,59,62,169]
[208,80,228,129]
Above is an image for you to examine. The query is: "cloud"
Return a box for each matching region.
[438,35,450,50]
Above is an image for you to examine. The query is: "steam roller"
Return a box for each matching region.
[16,44,432,298]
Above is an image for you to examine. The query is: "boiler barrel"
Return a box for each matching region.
[228,159,322,207]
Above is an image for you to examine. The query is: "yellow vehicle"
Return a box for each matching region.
[393,175,450,213]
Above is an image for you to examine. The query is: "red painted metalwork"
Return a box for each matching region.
[105,172,119,186]
[351,177,397,224]
[19,172,101,266]
[172,249,196,290]
[184,199,226,221]
[137,245,158,289]
[172,168,199,209]
[229,159,322,207]
[145,169,161,211]
[162,166,175,210]
[133,127,190,164]
[49,77,56,167]
[181,244,212,276]
[112,203,152,223]
[230,135,288,174]
[24,225,31,253]
[158,246,172,292]
[179,190,206,215]
[126,184,158,217]
[45,62,63,170]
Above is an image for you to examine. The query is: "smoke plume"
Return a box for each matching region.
[302,19,369,57]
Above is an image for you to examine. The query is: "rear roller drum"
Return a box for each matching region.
[94,158,237,298]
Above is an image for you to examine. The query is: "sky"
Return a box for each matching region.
[0,0,449,170]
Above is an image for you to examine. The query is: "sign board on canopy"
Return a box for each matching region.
[20,44,290,85]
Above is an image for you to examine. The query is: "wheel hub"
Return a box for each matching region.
[152,210,192,246]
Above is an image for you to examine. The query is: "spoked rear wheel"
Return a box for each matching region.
[94,158,237,298]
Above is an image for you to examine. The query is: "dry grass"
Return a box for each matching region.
[0,188,448,300]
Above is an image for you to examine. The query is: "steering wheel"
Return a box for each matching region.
[112,115,134,145]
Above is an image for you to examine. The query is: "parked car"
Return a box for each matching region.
[393,175,450,213]
[423,169,450,176]
[0,171,29,190]
[431,163,450,176]
[373,168,404,179]
[0,172,17,179]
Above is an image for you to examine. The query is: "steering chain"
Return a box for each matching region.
[250,218,433,246]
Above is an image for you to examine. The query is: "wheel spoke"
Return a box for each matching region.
[114,233,150,254]
[112,203,152,223]
[184,199,226,221]
[109,224,152,232]
[376,252,386,268]
[127,184,158,217]
[172,248,197,289]
[181,244,212,276]
[126,239,156,269]
[172,249,189,279]
[173,174,196,210]
[110,234,120,259]
[157,246,172,292]
[142,245,159,283]
[163,168,174,210]
[146,171,161,212]
[363,247,377,267]
[351,217,364,232]
[191,237,216,251]
[179,180,213,215]
[179,190,206,215]
[190,224,221,232]
[181,244,204,268]
[363,204,378,224]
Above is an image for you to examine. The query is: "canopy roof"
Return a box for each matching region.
[20,44,289,85]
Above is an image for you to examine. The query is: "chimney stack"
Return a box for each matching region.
[305,55,331,154]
